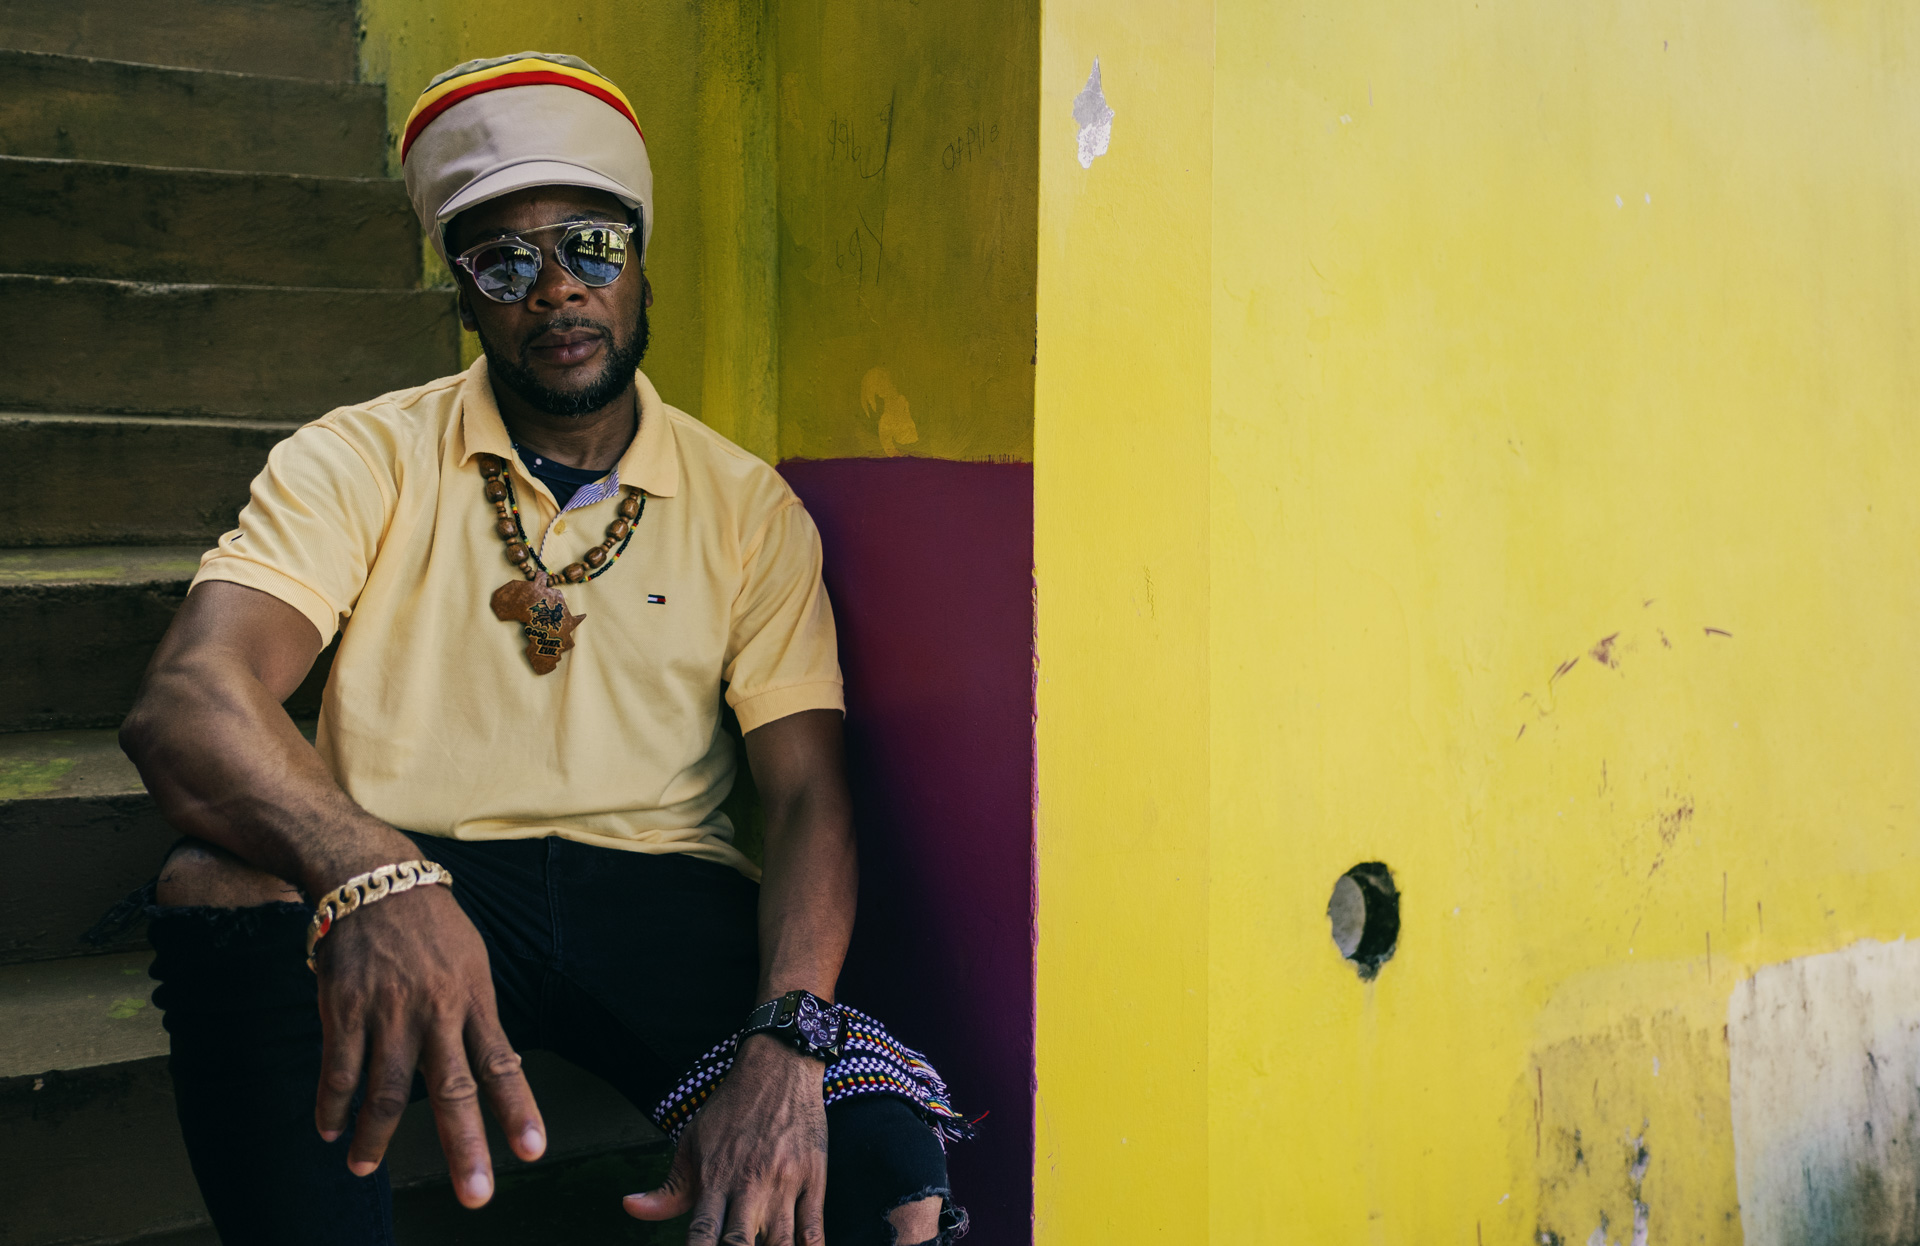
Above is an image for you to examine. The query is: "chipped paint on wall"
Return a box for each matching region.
[1731,939,1920,1246]
[1070,58,1112,169]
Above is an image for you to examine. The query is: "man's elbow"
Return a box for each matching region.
[119,650,215,769]
[119,667,183,769]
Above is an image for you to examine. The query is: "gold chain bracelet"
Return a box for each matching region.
[305,859,454,972]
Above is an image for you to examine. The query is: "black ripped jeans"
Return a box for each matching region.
[148,833,964,1245]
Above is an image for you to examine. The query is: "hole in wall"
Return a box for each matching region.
[1327,862,1399,980]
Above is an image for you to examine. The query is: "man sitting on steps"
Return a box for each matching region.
[118,52,968,1246]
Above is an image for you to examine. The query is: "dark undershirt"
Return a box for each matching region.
[513,443,609,508]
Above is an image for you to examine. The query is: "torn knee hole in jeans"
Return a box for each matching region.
[140,899,312,947]
[886,1186,968,1246]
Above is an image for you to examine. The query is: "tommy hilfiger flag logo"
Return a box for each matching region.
[647,594,666,604]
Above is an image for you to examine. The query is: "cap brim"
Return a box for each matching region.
[434,160,643,250]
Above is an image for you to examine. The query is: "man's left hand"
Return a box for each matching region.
[624,1034,828,1246]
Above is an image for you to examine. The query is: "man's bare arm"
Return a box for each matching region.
[125,583,401,888]
[627,707,857,1246]
[120,580,544,1206]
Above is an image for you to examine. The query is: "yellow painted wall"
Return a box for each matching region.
[1033,5,1215,1242]
[1036,0,1920,1242]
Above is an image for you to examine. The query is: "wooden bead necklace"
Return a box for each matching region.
[476,451,646,674]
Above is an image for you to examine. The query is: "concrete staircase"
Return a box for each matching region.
[0,4,669,1241]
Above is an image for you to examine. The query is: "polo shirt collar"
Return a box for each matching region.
[456,358,681,498]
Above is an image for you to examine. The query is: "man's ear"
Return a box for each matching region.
[457,292,478,332]
[642,274,654,309]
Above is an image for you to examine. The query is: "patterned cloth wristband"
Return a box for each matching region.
[653,1004,975,1145]
[305,859,454,972]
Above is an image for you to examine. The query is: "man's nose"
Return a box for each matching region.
[527,247,587,309]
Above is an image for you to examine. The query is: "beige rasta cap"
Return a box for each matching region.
[400,51,653,265]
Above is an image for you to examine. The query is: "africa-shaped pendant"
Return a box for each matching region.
[491,574,584,674]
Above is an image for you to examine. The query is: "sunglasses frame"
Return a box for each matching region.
[451,219,639,304]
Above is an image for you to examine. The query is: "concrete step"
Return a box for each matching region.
[0,0,358,82]
[0,549,200,733]
[0,50,386,176]
[0,275,459,419]
[0,950,169,1077]
[0,548,334,735]
[0,951,667,1245]
[129,1142,682,1246]
[0,157,422,288]
[0,414,297,549]
[47,1139,683,1246]
[0,726,172,963]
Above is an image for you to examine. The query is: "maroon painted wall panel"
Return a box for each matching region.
[778,458,1034,1245]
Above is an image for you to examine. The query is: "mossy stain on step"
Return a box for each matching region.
[0,755,77,799]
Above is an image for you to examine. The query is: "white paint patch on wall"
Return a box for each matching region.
[1072,58,1113,169]
[1729,938,1920,1246]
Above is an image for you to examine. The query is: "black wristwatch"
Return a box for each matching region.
[741,990,844,1060]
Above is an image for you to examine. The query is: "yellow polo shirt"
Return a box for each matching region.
[192,359,842,877]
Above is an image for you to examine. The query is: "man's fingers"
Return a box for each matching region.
[796,1158,827,1246]
[623,1144,697,1221]
[684,1190,732,1246]
[346,1026,419,1176]
[467,1014,543,1162]
[764,1189,799,1246]
[314,1000,366,1142]
[717,1187,767,1246]
[421,1021,494,1208]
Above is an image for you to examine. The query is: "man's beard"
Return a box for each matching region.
[480,304,650,417]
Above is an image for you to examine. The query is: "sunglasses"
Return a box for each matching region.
[452,219,637,304]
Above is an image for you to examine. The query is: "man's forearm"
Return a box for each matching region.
[743,709,859,1004]
[754,793,857,1002]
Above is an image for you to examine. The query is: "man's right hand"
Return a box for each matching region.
[310,869,546,1207]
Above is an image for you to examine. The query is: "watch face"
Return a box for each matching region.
[793,995,841,1051]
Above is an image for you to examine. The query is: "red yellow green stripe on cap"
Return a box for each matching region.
[402,56,642,162]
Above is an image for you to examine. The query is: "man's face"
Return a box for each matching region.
[446,185,651,417]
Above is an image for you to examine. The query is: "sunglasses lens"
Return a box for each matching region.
[468,243,540,302]
[560,226,629,287]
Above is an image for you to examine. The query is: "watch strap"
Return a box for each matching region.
[742,995,784,1035]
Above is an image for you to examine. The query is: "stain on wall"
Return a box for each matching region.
[861,366,919,456]
[1513,962,1741,1246]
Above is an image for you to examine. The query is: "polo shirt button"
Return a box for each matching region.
[554,519,568,534]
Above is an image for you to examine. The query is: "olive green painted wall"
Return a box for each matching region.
[772,0,1038,463]
[357,0,1036,464]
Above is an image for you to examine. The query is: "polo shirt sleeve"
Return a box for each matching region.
[723,497,845,733]
[191,421,390,647]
